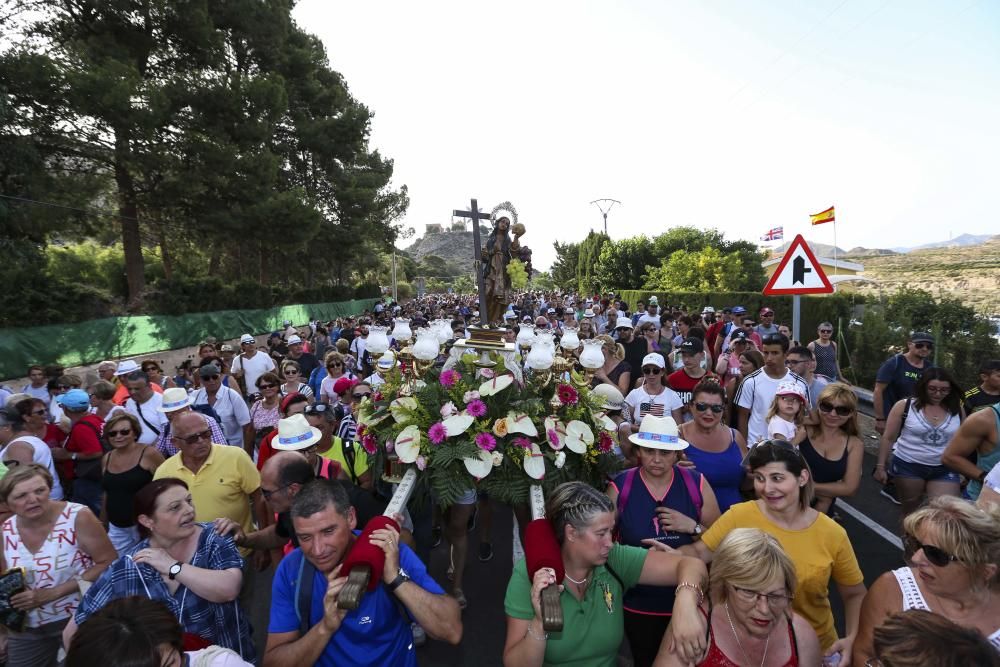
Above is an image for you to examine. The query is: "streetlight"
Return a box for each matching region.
[590,199,621,235]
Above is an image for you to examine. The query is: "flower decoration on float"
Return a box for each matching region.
[356,342,621,508]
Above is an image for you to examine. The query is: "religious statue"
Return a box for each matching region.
[482,201,530,326]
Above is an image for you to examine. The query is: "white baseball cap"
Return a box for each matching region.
[641,353,665,369]
[287,335,303,345]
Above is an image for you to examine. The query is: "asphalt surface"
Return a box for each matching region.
[246,414,905,667]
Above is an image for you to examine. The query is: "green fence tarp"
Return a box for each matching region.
[0,299,374,380]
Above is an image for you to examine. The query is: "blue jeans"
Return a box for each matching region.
[71,478,103,516]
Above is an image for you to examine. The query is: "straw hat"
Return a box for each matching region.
[115,360,141,376]
[273,414,323,451]
[157,388,193,413]
[627,415,689,451]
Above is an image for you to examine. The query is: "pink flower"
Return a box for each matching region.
[428,422,448,445]
[440,401,458,418]
[556,383,579,406]
[416,455,427,471]
[598,431,615,453]
[373,391,384,402]
[466,399,487,418]
[475,432,497,451]
[439,369,460,388]
[463,390,480,403]
[513,436,533,449]
[361,434,377,455]
[478,368,495,379]
[547,429,564,450]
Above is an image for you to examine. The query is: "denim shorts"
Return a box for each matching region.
[890,455,961,483]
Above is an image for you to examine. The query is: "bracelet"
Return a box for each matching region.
[676,581,705,605]
[526,624,548,641]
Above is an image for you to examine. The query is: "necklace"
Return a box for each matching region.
[564,572,588,585]
[725,601,770,667]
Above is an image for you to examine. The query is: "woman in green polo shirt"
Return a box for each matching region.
[503,481,709,667]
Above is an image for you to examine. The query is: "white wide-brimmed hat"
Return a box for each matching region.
[628,415,689,451]
[115,359,141,376]
[614,316,634,330]
[591,384,625,411]
[157,387,193,413]
[273,414,323,451]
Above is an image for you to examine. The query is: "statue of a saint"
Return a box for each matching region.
[481,202,527,326]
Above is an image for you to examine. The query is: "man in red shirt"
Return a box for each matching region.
[52,389,106,514]
[667,338,717,422]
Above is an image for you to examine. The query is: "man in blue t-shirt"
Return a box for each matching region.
[264,480,462,666]
[873,331,936,434]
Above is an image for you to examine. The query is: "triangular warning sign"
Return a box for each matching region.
[762,234,834,295]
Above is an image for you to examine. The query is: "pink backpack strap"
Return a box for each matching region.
[677,465,703,520]
[616,467,639,517]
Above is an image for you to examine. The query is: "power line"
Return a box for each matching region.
[0,192,139,222]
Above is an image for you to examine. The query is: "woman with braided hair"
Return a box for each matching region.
[503,481,709,667]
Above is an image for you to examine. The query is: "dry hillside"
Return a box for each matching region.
[845,237,1000,315]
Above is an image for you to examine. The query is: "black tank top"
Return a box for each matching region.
[799,434,849,484]
[102,448,153,527]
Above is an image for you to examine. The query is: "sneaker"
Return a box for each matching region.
[431,526,442,548]
[880,482,901,506]
[454,589,468,609]
[478,541,494,562]
[411,623,427,647]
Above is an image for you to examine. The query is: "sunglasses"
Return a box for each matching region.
[902,533,959,567]
[327,362,343,368]
[642,367,662,375]
[913,342,933,350]
[819,329,833,334]
[202,375,220,381]
[694,402,724,414]
[352,392,372,400]
[258,383,277,390]
[818,401,853,416]
[106,428,132,438]
[305,403,332,414]
[174,429,212,445]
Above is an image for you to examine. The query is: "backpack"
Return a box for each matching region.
[616,466,703,521]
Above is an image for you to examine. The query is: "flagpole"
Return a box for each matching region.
[833,219,838,277]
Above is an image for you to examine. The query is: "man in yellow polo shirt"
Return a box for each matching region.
[154,411,264,557]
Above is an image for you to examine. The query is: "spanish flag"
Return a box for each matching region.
[810,206,835,225]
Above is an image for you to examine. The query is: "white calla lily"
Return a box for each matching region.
[394,425,421,463]
[442,414,474,437]
[479,373,514,397]
[564,420,595,454]
[593,411,618,432]
[389,397,419,424]
[505,412,538,437]
[463,450,493,479]
[523,444,546,480]
[543,416,567,450]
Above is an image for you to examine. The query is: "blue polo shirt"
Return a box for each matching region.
[269,535,443,666]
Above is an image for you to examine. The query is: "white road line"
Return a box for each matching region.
[838,500,902,550]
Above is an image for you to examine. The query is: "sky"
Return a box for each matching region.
[293,0,1000,271]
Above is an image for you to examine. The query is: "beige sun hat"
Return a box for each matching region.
[627,415,689,451]
[157,387,193,413]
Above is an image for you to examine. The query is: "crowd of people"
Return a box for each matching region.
[0,290,998,667]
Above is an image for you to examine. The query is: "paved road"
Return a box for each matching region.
[247,414,905,666]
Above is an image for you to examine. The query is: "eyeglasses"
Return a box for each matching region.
[731,585,792,609]
[913,342,933,350]
[642,367,662,375]
[818,401,853,417]
[106,428,132,438]
[352,392,372,400]
[784,358,807,366]
[261,484,291,501]
[694,402,724,414]
[902,533,959,567]
[174,429,212,445]
[258,383,277,390]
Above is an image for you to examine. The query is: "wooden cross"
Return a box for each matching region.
[453,198,492,322]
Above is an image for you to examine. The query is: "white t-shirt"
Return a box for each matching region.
[734,369,810,445]
[767,415,798,441]
[0,436,63,499]
[125,393,168,446]
[230,351,276,396]
[624,385,683,424]
[985,460,1000,494]
[190,386,250,446]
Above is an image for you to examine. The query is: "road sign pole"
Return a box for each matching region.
[792,294,801,343]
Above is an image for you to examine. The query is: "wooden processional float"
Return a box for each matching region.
[333,321,616,636]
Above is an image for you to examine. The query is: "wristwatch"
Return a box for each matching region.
[168,562,183,580]
[387,567,411,593]
[692,523,703,536]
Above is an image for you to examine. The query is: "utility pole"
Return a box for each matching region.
[590,199,621,235]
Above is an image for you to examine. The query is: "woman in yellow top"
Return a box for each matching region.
[672,440,866,665]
